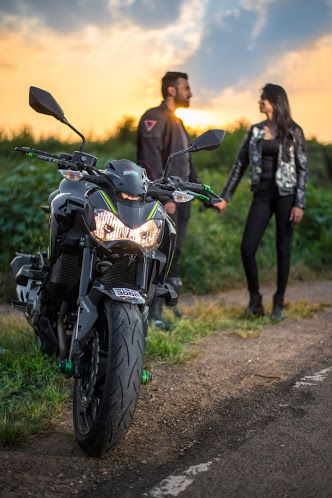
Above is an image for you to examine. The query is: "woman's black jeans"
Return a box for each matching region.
[240,189,294,299]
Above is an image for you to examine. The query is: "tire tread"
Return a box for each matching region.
[73,300,145,457]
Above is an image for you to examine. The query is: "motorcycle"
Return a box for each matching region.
[11,86,225,456]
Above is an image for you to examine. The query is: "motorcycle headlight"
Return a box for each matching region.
[92,209,163,252]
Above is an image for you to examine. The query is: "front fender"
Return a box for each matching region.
[90,280,146,306]
[70,280,146,361]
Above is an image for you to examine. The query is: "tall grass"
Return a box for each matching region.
[0,315,68,445]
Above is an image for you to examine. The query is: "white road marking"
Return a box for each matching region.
[294,366,332,388]
[143,459,220,498]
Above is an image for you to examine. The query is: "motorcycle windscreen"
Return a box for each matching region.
[86,189,164,228]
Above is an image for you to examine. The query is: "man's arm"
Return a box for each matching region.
[137,112,165,181]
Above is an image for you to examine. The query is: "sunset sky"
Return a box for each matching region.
[0,0,331,142]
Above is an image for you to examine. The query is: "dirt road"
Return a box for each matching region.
[1,280,331,498]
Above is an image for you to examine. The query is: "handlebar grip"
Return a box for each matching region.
[15,146,60,159]
[181,182,222,205]
[146,186,173,199]
[15,147,31,153]
[181,181,205,193]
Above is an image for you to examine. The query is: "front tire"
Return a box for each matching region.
[73,300,145,456]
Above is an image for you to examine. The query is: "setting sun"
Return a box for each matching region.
[175,108,221,131]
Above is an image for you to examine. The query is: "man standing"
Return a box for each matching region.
[137,71,200,326]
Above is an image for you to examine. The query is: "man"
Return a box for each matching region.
[137,71,200,326]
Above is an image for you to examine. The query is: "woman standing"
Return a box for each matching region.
[215,83,308,320]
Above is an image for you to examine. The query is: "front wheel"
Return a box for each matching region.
[73,300,145,457]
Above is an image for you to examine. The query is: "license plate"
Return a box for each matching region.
[113,288,142,300]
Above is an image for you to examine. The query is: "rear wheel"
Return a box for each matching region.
[73,300,145,456]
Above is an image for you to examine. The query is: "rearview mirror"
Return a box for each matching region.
[29,86,65,122]
[189,129,225,152]
[29,86,86,151]
[160,129,225,182]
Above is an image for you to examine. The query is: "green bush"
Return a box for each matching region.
[0,161,59,269]
[293,185,332,268]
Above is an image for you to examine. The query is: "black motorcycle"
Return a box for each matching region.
[11,86,224,456]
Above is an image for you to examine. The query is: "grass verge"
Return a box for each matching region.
[146,299,329,363]
[0,314,68,446]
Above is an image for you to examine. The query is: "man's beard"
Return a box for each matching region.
[175,94,190,108]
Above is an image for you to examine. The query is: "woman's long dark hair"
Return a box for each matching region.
[262,83,294,161]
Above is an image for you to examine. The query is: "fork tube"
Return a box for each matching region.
[79,246,93,298]
[137,256,149,291]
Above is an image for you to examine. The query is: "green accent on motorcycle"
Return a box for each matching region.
[141,369,153,385]
[26,152,36,158]
[100,190,117,214]
[57,359,74,376]
[203,184,215,194]
[146,201,158,221]
[196,194,210,202]
[165,250,174,278]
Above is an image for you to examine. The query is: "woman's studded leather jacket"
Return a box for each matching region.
[221,121,308,208]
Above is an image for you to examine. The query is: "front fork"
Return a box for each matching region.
[69,237,152,374]
[69,237,98,365]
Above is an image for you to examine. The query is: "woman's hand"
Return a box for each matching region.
[290,206,304,224]
[213,199,228,213]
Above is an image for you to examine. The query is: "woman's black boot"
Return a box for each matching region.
[244,293,264,318]
[270,293,284,321]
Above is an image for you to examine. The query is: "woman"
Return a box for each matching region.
[215,83,308,320]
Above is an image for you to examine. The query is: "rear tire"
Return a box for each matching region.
[73,300,145,457]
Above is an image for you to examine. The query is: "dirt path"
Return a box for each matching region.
[1,280,331,498]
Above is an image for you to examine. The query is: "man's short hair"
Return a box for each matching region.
[161,71,188,99]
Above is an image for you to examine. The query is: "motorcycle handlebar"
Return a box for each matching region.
[16,148,221,205]
[15,146,82,170]
[179,181,203,192]
[15,146,60,159]
[180,182,220,201]
[149,180,221,205]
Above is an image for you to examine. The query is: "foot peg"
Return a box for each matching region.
[141,369,153,385]
[12,300,28,312]
[156,283,178,306]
